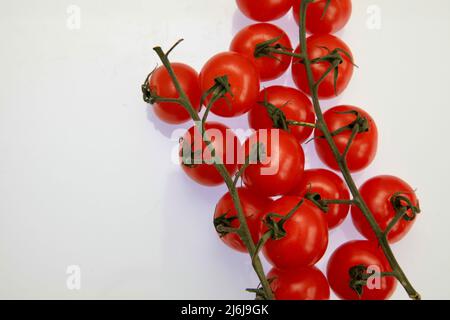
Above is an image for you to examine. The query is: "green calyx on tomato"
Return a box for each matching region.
[201,75,234,116]
[326,110,370,138]
[268,266,330,300]
[213,212,237,238]
[242,129,305,197]
[236,0,293,22]
[327,240,397,300]
[143,62,202,124]
[292,35,354,99]
[231,23,293,81]
[257,92,291,132]
[179,139,202,168]
[249,86,316,144]
[390,192,421,222]
[315,105,378,173]
[213,187,272,253]
[262,196,329,269]
[351,175,419,243]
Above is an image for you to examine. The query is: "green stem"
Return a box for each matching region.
[342,124,359,159]
[298,0,420,300]
[153,46,274,300]
[286,120,316,128]
[384,208,406,237]
[320,199,355,205]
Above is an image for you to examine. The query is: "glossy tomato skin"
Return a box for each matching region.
[293,0,352,35]
[262,196,328,269]
[214,188,272,253]
[242,129,305,197]
[290,169,350,229]
[351,176,418,244]
[268,266,330,300]
[291,34,354,99]
[248,86,315,144]
[327,240,397,300]
[180,122,240,186]
[314,105,378,173]
[148,63,201,124]
[199,52,260,118]
[230,23,292,81]
[236,0,293,22]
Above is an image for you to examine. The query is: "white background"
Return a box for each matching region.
[1,0,450,299]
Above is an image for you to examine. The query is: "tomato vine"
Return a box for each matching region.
[143,0,421,300]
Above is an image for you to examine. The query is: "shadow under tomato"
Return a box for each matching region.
[158,170,259,299]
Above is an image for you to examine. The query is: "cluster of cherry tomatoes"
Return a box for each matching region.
[145,0,420,300]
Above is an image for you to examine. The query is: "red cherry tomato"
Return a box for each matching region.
[351,175,419,244]
[180,122,240,186]
[314,105,378,173]
[148,63,201,124]
[268,266,330,300]
[236,0,294,22]
[293,0,352,35]
[214,188,272,253]
[291,34,354,99]
[327,240,397,300]
[262,196,328,268]
[199,52,260,118]
[230,23,292,81]
[248,86,315,144]
[242,129,305,197]
[290,168,350,229]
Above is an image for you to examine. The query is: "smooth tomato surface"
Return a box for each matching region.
[248,86,315,144]
[351,175,418,243]
[180,122,240,186]
[214,188,272,253]
[148,63,201,124]
[268,266,330,300]
[262,196,328,269]
[293,0,352,34]
[327,240,397,300]
[231,23,292,81]
[242,129,305,197]
[291,34,354,99]
[236,0,293,22]
[314,105,378,172]
[199,52,260,117]
[290,168,350,229]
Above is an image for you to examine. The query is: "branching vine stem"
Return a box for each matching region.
[148,0,421,301]
[299,0,421,300]
[152,46,275,300]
